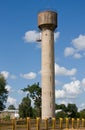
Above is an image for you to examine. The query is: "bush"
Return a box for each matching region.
[2,115,10,121]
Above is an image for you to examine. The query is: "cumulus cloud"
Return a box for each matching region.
[64,47,75,57]
[1,70,16,79]
[73,53,82,59]
[72,35,85,50]
[17,89,24,94]
[55,80,81,99]
[55,63,77,76]
[54,32,60,42]
[81,78,85,91]
[20,72,37,79]
[78,103,85,111]
[55,80,62,86]
[64,34,85,59]
[39,64,77,77]
[7,96,17,105]
[64,47,82,59]
[23,30,60,43]
[24,30,40,43]
[1,71,9,79]
[59,100,68,106]
[63,80,81,97]
[5,85,12,92]
[70,76,76,81]
[55,90,65,99]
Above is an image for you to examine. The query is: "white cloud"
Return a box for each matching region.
[1,71,16,79]
[1,71,9,79]
[70,76,77,82]
[20,72,36,79]
[7,96,17,105]
[73,53,82,59]
[82,78,85,86]
[64,47,82,59]
[55,89,65,99]
[54,32,60,42]
[72,35,85,50]
[64,48,82,59]
[24,30,40,43]
[39,64,77,77]
[81,78,85,91]
[23,30,60,43]
[55,80,62,86]
[64,47,75,56]
[78,103,85,111]
[5,85,12,92]
[64,34,85,59]
[63,80,81,97]
[59,100,68,106]
[17,89,24,94]
[10,75,16,79]
[55,80,81,99]
[55,63,77,76]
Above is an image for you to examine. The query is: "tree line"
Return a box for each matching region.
[0,74,85,119]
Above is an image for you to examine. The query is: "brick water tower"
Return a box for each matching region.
[38,11,57,119]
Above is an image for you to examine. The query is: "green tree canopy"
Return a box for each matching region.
[55,103,78,118]
[55,111,67,119]
[22,82,41,117]
[55,104,67,112]
[19,96,32,118]
[80,109,85,118]
[0,74,8,110]
[66,103,78,117]
[8,105,16,110]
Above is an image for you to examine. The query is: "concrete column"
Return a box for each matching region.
[41,29,55,118]
[38,11,57,119]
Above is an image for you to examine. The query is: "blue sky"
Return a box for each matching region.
[0,0,85,111]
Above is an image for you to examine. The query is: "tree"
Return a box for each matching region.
[66,103,78,118]
[80,109,85,118]
[55,104,67,112]
[55,103,78,118]
[0,74,8,110]
[55,111,67,119]
[19,96,33,118]
[8,105,16,110]
[22,83,41,117]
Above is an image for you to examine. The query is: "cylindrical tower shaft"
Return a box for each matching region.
[42,29,55,118]
[38,11,57,119]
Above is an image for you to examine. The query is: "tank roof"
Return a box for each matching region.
[38,10,57,30]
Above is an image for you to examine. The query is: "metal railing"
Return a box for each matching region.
[0,117,85,130]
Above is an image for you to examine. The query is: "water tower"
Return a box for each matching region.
[38,11,57,119]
